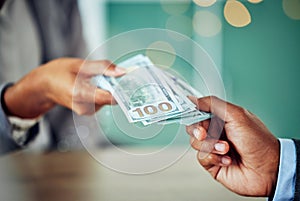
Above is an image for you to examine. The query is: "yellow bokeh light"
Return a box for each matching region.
[224,0,251,27]
[283,0,300,20]
[193,10,222,37]
[248,0,263,4]
[145,41,176,68]
[193,0,216,7]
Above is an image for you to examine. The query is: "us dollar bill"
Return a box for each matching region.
[95,62,183,123]
[94,54,211,126]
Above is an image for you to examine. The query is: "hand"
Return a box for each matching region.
[186,96,280,197]
[3,58,125,118]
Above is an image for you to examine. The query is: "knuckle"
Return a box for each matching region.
[73,104,92,116]
[210,95,219,101]
[208,95,219,104]
[100,60,113,67]
[234,106,251,121]
[72,88,88,101]
[191,142,198,150]
[77,110,88,116]
[207,154,215,161]
[73,105,85,115]
[185,126,192,135]
[72,58,84,65]
[74,60,84,71]
[72,88,81,99]
[68,58,83,67]
[76,109,85,116]
[197,152,209,164]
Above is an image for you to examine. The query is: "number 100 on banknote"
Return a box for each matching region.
[129,101,177,120]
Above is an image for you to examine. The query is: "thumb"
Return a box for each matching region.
[189,96,237,123]
[80,60,126,77]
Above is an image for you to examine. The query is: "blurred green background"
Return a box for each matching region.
[222,1,300,139]
[80,0,300,144]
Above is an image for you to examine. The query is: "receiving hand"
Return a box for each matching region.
[186,96,279,197]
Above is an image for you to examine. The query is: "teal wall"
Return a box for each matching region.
[106,2,193,36]
[98,2,194,146]
[95,0,300,144]
[222,1,300,138]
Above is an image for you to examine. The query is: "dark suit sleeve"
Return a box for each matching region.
[293,139,300,200]
[27,0,87,63]
[0,83,40,155]
[0,84,21,154]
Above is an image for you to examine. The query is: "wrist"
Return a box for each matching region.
[268,139,280,197]
[4,68,55,118]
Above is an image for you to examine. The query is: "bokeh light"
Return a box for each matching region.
[193,10,222,37]
[145,41,176,68]
[224,0,251,27]
[248,0,263,3]
[193,0,216,7]
[160,0,191,15]
[283,0,300,20]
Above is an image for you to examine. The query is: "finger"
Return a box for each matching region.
[190,136,214,152]
[190,136,216,155]
[206,116,224,139]
[94,104,103,113]
[72,81,96,103]
[80,60,126,77]
[111,96,117,105]
[72,102,96,115]
[72,89,114,115]
[191,138,230,155]
[73,81,113,105]
[94,98,118,112]
[189,96,238,123]
[197,152,232,170]
[94,88,114,106]
[186,125,207,140]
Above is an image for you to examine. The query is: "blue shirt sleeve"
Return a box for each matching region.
[272,138,296,201]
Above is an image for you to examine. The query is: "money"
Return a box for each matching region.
[94,54,211,126]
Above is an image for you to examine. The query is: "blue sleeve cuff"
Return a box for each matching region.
[272,138,296,201]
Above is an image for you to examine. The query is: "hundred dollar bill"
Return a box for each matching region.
[163,70,204,98]
[95,61,183,123]
[156,70,211,125]
[157,111,211,126]
[94,54,211,126]
[119,55,208,125]
[141,68,197,125]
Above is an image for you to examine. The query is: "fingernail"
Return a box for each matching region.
[193,128,200,140]
[214,143,225,152]
[221,157,231,165]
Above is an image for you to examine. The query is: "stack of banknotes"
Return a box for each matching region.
[94,54,211,126]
